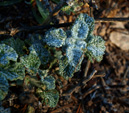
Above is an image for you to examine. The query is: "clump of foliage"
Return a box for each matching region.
[0,13,105,108]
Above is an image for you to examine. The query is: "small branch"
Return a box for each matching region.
[1,17,129,36]
[95,17,129,22]
[83,69,97,85]
[0,16,22,24]
[50,103,74,113]
[63,69,97,96]
[124,67,129,79]
[0,22,73,36]
[82,85,100,98]
[84,59,91,77]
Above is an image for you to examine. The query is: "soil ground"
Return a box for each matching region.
[0,0,129,113]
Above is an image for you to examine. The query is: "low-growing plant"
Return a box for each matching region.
[31,0,85,24]
[0,13,105,108]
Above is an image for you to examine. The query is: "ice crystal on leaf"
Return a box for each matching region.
[76,13,95,34]
[1,38,25,56]
[41,76,56,90]
[71,20,89,40]
[0,44,18,67]
[0,106,10,113]
[21,53,41,69]
[75,40,87,50]
[44,28,67,47]
[0,13,106,108]
[0,74,9,101]
[37,89,59,107]
[86,35,106,62]
[66,46,84,67]
[29,44,50,65]
[59,57,77,79]
[65,38,87,50]
[1,63,25,81]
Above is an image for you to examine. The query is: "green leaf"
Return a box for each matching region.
[1,62,25,81]
[71,20,89,40]
[32,8,44,24]
[41,76,55,90]
[37,89,59,107]
[35,0,49,21]
[59,57,75,79]
[61,5,74,15]
[29,43,50,65]
[61,0,83,15]
[0,44,18,67]
[1,38,25,56]
[51,0,60,4]
[38,69,49,78]
[20,51,41,75]
[0,0,22,6]
[0,74,9,101]
[44,28,67,47]
[86,35,106,62]
[20,52,41,69]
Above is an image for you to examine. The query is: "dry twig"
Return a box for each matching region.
[84,59,91,77]
[0,17,129,36]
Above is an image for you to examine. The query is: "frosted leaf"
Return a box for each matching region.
[25,34,44,46]
[0,106,10,113]
[44,28,67,47]
[1,38,25,56]
[0,44,18,67]
[65,37,76,46]
[38,69,49,78]
[59,57,77,79]
[1,63,25,81]
[20,52,41,70]
[75,40,87,50]
[0,74,9,101]
[29,44,50,65]
[37,89,59,107]
[86,35,105,62]
[65,38,87,50]
[71,20,89,40]
[66,46,84,67]
[41,76,55,90]
[77,13,95,33]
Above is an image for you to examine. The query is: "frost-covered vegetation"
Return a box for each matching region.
[0,13,105,107]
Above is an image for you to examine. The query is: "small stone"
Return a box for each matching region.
[110,31,129,50]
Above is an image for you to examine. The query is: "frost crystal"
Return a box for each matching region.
[65,37,76,46]
[86,35,105,62]
[65,38,87,50]
[1,38,25,56]
[59,57,75,79]
[29,44,50,65]
[0,74,9,101]
[0,106,10,113]
[66,46,84,67]
[71,20,89,40]
[0,44,18,67]
[75,40,87,50]
[41,76,55,90]
[37,89,59,107]
[44,28,67,47]
[20,52,41,69]
[76,13,95,33]
[2,62,25,81]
